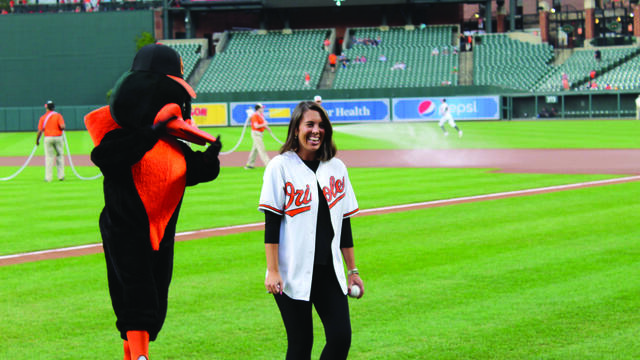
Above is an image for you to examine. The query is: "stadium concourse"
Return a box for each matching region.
[1,148,640,267]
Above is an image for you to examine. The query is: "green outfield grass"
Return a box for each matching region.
[1,119,639,359]
[1,182,638,359]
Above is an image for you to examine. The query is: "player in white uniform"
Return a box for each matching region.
[439,98,463,137]
[259,101,364,359]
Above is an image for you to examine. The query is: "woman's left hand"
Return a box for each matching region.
[348,274,364,299]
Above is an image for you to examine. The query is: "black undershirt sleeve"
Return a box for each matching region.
[340,217,353,248]
[264,210,282,244]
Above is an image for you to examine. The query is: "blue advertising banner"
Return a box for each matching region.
[392,96,500,121]
[230,99,390,125]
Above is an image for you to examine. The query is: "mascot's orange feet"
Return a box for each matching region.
[126,330,149,360]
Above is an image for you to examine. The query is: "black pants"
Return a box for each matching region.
[101,210,175,342]
[274,264,351,360]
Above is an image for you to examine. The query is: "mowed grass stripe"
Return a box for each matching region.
[0,166,616,255]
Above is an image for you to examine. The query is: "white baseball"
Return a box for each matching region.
[349,284,361,298]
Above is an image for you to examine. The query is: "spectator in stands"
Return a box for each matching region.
[324,38,331,51]
[245,103,271,169]
[35,100,66,182]
[374,36,382,46]
[391,61,406,71]
[378,54,387,62]
[328,52,337,72]
[431,47,439,56]
[562,73,569,90]
[549,107,558,117]
[442,46,449,55]
[595,49,601,61]
[304,72,311,87]
[339,53,349,68]
[353,55,366,64]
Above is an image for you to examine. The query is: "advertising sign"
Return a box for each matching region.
[192,103,228,126]
[392,96,500,121]
[230,99,390,125]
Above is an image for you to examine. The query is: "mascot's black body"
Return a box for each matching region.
[85,44,221,359]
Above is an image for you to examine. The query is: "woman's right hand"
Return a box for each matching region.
[265,271,283,295]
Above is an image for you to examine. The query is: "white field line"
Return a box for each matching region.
[358,175,640,215]
[2,175,639,264]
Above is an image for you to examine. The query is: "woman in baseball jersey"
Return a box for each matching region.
[259,101,364,359]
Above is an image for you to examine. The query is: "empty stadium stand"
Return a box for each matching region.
[332,25,459,89]
[473,33,554,91]
[195,29,330,93]
[533,47,640,92]
[592,53,640,90]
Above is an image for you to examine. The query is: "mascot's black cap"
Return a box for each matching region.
[131,43,196,99]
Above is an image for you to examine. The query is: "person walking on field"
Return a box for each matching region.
[35,100,65,182]
[438,98,462,138]
[260,101,365,359]
[245,103,271,169]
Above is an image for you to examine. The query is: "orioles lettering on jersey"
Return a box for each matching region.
[323,176,346,209]
[284,182,312,216]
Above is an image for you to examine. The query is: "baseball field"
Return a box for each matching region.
[1,119,639,359]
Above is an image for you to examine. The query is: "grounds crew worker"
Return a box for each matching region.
[36,100,66,182]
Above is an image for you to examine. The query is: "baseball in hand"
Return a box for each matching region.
[348,284,361,298]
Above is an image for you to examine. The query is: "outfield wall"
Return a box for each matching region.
[1,89,637,132]
[0,11,154,108]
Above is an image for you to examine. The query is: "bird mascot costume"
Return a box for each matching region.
[84,43,222,360]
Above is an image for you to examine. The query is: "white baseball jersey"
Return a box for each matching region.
[259,151,359,301]
[439,102,456,127]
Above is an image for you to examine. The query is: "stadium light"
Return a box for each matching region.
[335,0,345,6]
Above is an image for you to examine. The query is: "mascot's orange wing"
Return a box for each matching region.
[85,106,121,146]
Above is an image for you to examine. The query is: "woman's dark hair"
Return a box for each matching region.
[280,101,336,161]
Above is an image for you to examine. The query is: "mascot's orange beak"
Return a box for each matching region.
[155,103,217,146]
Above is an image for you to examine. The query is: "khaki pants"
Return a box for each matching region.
[246,130,270,167]
[44,136,65,181]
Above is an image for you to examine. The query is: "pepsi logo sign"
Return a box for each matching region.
[418,100,436,117]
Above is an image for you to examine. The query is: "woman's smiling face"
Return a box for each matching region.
[296,109,325,161]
